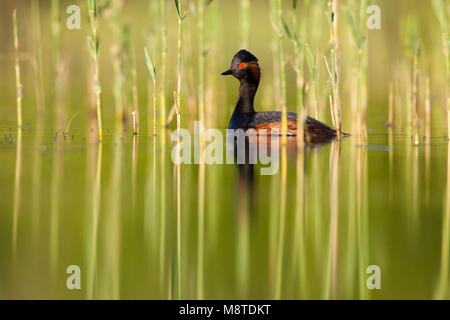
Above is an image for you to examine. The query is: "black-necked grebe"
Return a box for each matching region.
[221,49,349,143]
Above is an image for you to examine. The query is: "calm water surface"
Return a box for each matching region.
[0,124,449,299]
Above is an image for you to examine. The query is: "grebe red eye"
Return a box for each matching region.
[239,63,245,69]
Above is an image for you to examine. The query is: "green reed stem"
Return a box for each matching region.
[295,148,306,298]
[388,83,394,182]
[305,45,319,119]
[12,118,22,263]
[144,48,157,136]
[269,0,288,299]
[51,0,61,85]
[197,0,206,300]
[108,0,125,131]
[176,1,182,115]
[52,0,66,129]
[157,1,168,296]
[51,0,60,56]
[111,51,125,132]
[359,0,368,144]
[12,9,22,261]
[30,0,46,246]
[160,0,167,128]
[240,0,250,48]
[31,0,45,117]
[13,10,22,129]
[159,0,168,290]
[387,82,394,127]
[344,0,368,143]
[432,0,449,138]
[174,0,188,298]
[276,0,287,144]
[268,0,280,116]
[327,0,341,137]
[425,77,431,142]
[131,60,139,131]
[198,0,205,127]
[411,42,420,144]
[304,0,321,119]
[284,0,306,144]
[87,0,103,141]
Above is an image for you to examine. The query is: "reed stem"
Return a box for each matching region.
[52,0,66,128]
[87,0,103,141]
[30,0,45,245]
[345,0,368,143]
[176,1,182,116]
[197,0,206,300]
[84,137,102,299]
[305,45,319,119]
[174,0,189,297]
[240,0,250,48]
[132,111,138,134]
[327,0,341,137]
[276,0,287,144]
[159,0,168,293]
[173,90,182,299]
[31,0,45,117]
[432,0,449,138]
[284,0,305,145]
[198,0,205,128]
[357,0,368,144]
[425,76,431,142]
[411,42,420,144]
[12,10,22,257]
[13,9,22,129]
[160,0,167,128]
[131,60,139,131]
[108,0,125,132]
[144,47,157,136]
[387,82,394,127]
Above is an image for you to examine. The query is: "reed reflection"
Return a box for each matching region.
[12,128,22,263]
[103,134,123,299]
[230,134,314,299]
[436,141,450,299]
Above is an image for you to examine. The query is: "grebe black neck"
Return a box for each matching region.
[235,70,259,115]
[221,50,261,116]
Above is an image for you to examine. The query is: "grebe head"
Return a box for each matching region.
[221,49,260,83]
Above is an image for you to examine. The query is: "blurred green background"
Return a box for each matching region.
[0,0,449,300]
